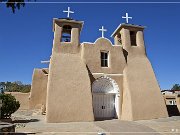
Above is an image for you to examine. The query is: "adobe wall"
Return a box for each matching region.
[120,28,168,120]
[29,68,48,109]
[122,57,168,120]
[5,92,29,110]
[163,94,176,105]
[46,20,94,122]
[53,20,82,54]
[81,38,126,119]
[81,38,126,74]
[46,53,94,122]
[176,96,180,112]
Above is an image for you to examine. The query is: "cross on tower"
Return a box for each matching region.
[99,26,107,38]
[63,7,74,18]
[122,13,132,23]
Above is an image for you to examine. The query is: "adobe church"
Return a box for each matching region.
[29,8,168,123]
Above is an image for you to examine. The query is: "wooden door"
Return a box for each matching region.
[93,94,115,119]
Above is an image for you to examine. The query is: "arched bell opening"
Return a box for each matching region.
[61,25,72,42]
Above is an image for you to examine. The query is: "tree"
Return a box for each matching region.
[0,0,35,13]
[171,84,180,90]
[14,81,23,85]
[0,81,31,93]
[0,93,20,118]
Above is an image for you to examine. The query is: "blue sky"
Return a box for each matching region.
[0,0,180,90]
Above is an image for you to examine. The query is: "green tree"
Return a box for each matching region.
[14,81,23,85]
[0,0,35,13]
[0,81,31,93]
[0,93,20,118]
[171,84,180,90]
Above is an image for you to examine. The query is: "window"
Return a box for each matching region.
[169,100,176,105]
[101,51,109,67]
[169,101,173,105]
[61,25,72,42]
[116,33,122,45]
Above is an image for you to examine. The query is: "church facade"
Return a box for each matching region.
[29,15,168,122]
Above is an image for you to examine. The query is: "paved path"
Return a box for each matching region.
[11,110,180,135]
[136,116,180,135]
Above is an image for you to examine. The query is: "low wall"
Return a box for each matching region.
[29,68,48,109]
[5,92,29,110]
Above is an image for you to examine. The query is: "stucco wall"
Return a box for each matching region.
[81,38,126,74]
[122,57,168,120]
[46,53,94,122]
[53,19,83,54]
[46,19,94,123]
[5,92,29,110]
[176,97,180,112]
[81,38,126,119]
[29,68,48,109]
[163,95,176,105]
[120,28,168,120]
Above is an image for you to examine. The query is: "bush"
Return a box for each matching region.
[0,94,20,118]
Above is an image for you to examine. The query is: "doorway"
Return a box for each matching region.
[92,76,120,120]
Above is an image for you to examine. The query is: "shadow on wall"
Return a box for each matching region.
[86,65,96,86]
[10,133,27,135]
[166,105,180,116]
[95,117,116,121]
[12,119,39,123]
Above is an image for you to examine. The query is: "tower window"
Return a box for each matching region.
[61,25,72,42]
[130,31,137,46]
[117,33,122,45]
[101,51,109,67]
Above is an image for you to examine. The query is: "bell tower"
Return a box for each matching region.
[112,22,168,120]
[46,8,94,123]
[112,23,145,59]
[52,18,83,54]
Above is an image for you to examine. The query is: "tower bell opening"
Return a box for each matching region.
[117,33,122,45]
[130,31,137,46]
[61,25,72,42]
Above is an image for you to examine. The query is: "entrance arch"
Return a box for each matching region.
[92,76,120,120]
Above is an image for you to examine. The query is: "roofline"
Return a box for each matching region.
[161,89,180,92]
[53,18,84,32]
[111,23,146,37]
[81,37,113,46]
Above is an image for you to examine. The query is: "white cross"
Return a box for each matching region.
[99,26,107,38]
[122,13,132,23]
[63,7,74,18]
